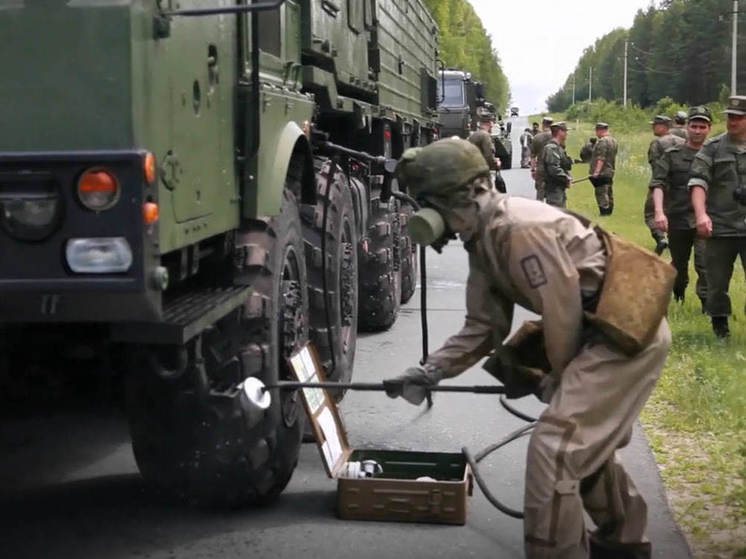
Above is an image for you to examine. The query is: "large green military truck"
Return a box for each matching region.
[0,0,438,506]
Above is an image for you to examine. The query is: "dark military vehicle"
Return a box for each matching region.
[436,69,485,138]
[0,0,438,506]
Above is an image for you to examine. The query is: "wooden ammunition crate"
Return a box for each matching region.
[288,345,473,525]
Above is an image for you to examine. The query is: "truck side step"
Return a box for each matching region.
[111,286,251,345]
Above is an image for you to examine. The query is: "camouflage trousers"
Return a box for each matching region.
[545,184,567,208]
[535,178,545,202]
[704,236,746,317]
[521,147,531,168]
[590,176,614,215]
[643,191,666,243]
[669,229,707,304]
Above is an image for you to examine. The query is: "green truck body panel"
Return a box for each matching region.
[0,0,438,326]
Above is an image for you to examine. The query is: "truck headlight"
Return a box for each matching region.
[0,190,61,242]
[66,237,133,273]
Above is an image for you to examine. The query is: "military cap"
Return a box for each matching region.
[595,122,609,129]
[395,138,489,200]
[477,109,495,123]
[723,95,746,115]
[550,121,568,131]
[674,110,688,123]
[649,115,671,125]
[688,105,712,122]
[541,116,554,124]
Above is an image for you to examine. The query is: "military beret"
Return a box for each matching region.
[542,116,554,124]
[550,121,568,131]
[688,105,712,122]
[649,115,671,125]
[595,122,609,129]
[723,95,746,115]
[395,138,489,200]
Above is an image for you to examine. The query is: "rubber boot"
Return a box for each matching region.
[654,237,668,255]
[712,316,730,338]
[590,536,652,559]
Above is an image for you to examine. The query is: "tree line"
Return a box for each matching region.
[423,0,510,110]
[547,0,746,112]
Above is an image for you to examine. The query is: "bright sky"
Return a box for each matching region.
[469,0,654,113]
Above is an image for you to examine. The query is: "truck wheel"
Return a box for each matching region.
[126,190,307,507]
[399,203,417,304]
[358,197,401,331]
[302,159,358,387]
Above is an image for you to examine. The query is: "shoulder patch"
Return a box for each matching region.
[520,255,548,288]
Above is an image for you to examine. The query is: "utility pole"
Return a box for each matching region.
[624,39,629,107]
[733,0,739,95]
[572,73,576,105]
[589,67,593,103]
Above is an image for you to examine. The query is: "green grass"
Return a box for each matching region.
[547,117,746,557]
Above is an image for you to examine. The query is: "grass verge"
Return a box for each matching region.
[558,118,746,558]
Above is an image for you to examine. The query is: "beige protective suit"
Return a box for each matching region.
[425,193,671,558]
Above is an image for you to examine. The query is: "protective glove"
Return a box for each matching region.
[383,365,445,406]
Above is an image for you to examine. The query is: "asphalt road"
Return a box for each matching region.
[0,118,690,559]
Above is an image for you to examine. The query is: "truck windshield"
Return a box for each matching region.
[438,78,465,107]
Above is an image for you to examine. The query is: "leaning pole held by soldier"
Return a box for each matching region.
[689,95,746,338]
[383,138,675,559]
[650,105,712,313]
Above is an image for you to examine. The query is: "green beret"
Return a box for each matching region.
[395,138,490,200]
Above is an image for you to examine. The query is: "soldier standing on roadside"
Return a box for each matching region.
[651,106,711,312]
[530,117,553,201]
[670,111,688,140]
[689,96,746,338]
[646,115,685,254]
[468,111,507,193]
[520,127,533,168]
[589,122,618,216]
[541,122,573,208]
[531,121,540,136]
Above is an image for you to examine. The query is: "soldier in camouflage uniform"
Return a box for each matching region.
[388,138,670,559]
[468,111,507,193]
[646,115,684,254]
[531,121,540,136]
[670,111,688,140]
[530,117,554,201]
[589,123,618,216]
[520,127,533,168]
[650,106,711,311]
[540,122,573,208]
[689,96,746,338]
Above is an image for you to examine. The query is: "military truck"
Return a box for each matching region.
[0,0,438,506]
[436,69,485,139]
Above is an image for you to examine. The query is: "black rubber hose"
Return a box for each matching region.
[499,394,539,423]
[419,244,428,366]
[463,445,525,519]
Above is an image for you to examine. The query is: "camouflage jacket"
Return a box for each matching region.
[648,134,684,165]
[578,140,595,163]
[531,131,553,178]
[468,130,498,171]
[670,127,688,140]
[688,132,746,237]
[590,135,618,178]
[541,140,572,188]
[650,143,699,230]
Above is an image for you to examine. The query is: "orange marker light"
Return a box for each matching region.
[143,201,159,225]
[143,152,156,183]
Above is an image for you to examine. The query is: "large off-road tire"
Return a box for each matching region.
[301,159,358,386]
[358,197,401,331]
[398,202,417,304]
[126,190,308,507]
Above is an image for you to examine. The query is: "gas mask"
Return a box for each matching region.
[407,206,455,253]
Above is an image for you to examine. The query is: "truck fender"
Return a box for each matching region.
[254,121,314,217]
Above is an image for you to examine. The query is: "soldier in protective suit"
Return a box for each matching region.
[385,138,672,559]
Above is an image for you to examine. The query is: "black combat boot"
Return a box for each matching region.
[590,536,652,559]
[712,316,730,338]
[700,298,707,314]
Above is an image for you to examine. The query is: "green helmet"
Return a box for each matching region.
[395,138,489,200]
